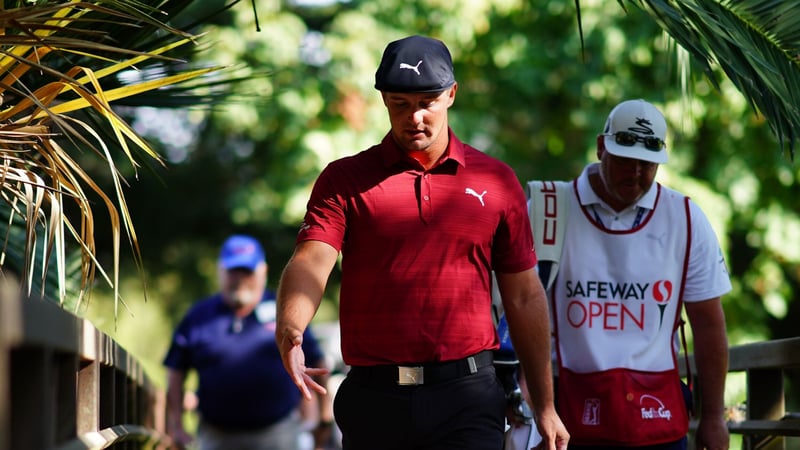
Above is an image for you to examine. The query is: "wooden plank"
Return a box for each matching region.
[0,289,22,450]
[728,420,800,436]
[77,360,100,435]
[729,338,800,371]
[20,297,81,354]
[680,337,800,375]
[0,284,23,343]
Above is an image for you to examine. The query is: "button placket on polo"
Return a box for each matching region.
[420,172,432,222]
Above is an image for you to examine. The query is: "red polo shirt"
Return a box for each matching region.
[299,129,537,365]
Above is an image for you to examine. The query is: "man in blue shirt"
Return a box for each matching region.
[164,234,331,450]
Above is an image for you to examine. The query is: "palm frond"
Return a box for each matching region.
[633,0,800,158]
[575,0,800,158]
[0,0,228,309]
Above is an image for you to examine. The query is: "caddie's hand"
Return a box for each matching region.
[695,415,730,450]
[280,332,329,400]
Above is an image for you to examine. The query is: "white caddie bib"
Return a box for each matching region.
[552,182,692,446]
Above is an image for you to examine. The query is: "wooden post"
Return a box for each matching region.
[745,368,785,450]
[77,323,100,435]
[0,284,22,450]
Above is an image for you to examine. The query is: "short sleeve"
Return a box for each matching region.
[683,200,732,302]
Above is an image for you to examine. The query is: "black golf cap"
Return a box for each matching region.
[374,35,455,93]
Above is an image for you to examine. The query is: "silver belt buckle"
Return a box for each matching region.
[397,366,424,385]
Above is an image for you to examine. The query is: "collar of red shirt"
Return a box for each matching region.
[379,127,467,169]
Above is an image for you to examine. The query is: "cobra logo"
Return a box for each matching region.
[652,280,673,304]
[629,117,655,136]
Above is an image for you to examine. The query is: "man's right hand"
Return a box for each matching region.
[280,332,330,400]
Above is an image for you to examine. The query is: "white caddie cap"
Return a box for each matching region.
[602,99,668,164]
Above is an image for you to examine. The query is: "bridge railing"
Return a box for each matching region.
[0,294,170,450]
[681,336,800,450]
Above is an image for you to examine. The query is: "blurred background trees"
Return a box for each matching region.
[6,0,797,440]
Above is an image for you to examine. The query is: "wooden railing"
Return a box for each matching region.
[681,337,800,450]
[0,294,169,450]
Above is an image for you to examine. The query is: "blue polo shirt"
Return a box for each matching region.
[163,292,324,430]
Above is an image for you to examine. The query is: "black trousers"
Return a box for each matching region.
[569,437,687,450]
[333,365,506,450]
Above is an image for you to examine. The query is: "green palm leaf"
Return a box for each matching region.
[582,0,800,158]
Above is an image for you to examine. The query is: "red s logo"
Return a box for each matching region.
[652,280,673,304]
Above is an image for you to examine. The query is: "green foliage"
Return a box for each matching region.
[628,0,800,157]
